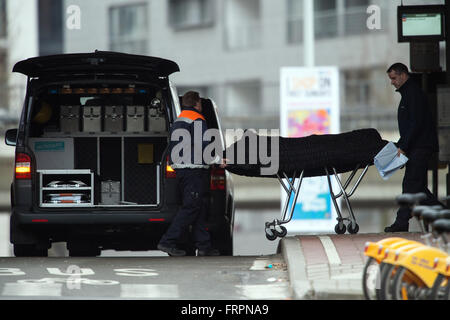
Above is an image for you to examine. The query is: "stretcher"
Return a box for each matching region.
[225,128,388,239]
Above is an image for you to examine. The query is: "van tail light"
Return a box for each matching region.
[15,153,31,179]
[165,156,176,179]
[211,168,225,190]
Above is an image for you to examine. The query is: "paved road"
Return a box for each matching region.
[0,255,290,300]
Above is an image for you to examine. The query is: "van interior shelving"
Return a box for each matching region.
[28,83,169,208]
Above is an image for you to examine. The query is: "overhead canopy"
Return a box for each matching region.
[13,51,180,78]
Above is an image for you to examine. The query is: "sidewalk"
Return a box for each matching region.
[279,232,424,300]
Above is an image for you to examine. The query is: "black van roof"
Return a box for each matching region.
[13,51,180,78]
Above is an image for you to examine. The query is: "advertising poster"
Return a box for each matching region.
[280,67,340,233]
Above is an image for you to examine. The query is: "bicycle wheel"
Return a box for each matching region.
[429,274,446,300]
[391,266,427,300]
[378,262,395,300]
[362,258,382,300]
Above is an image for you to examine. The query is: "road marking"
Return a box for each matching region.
[120,284,179,299]
[236,284,290,300]
[2,283,62,297]
[250,259,269,270]
[318,236,342,266]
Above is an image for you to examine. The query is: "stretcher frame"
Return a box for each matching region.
[264,163,370,240]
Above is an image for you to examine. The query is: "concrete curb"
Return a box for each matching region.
[280,237,365,300]
[279,237,313,299]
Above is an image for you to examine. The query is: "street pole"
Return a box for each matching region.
[303,0,315,67]
[446,0,450,205]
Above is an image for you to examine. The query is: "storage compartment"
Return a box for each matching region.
[123,137,162,205]
[29,84,169,208]
[39,170,94,207]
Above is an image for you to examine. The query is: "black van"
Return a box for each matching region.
[5,51,234,257]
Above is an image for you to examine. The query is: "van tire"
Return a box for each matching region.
[14,244,48,257]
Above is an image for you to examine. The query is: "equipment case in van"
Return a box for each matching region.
[82,106,102,133]
[104,106,124,132]
[148,108,166,133]
[60,105,80,133]
[126,106,145,132]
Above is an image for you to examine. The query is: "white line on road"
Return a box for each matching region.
[318,236,341,266]
[120,284,179,299]
[236,284,290,300]
[2,283,62,297]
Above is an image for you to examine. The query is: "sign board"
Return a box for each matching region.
[280,67,340,233]
[397,5,446,42]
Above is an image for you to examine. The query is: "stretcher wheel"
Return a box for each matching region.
[347,222,359,234]
[334,223,346,235]
[274,226,288,238]
[265,229,277,241]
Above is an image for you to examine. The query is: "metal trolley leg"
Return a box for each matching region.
[325,164,369,235]
[264,170,304,241]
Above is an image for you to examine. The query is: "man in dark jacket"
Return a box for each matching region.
[385,63,442,232]
[158,91,224,256]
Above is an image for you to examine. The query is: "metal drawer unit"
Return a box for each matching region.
[38,169,94,207]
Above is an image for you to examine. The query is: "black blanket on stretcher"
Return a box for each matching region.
[224,128,388,178]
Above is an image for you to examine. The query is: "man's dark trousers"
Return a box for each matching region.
[396,148,441,225]
[159,169,211,250]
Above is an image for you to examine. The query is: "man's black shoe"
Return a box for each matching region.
[197,248,221,256]
[157,243,186,257]
[384,222,409,233]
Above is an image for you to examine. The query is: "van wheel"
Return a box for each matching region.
[14,244,48,257]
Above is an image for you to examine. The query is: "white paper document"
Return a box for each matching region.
[374,142,408,180]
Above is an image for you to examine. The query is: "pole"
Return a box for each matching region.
[303,0,315,67]
[446,0,450,205]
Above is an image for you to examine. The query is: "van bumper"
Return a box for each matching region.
[14,210,176,225]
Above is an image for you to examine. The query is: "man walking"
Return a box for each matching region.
[385,63,442,232]
[158,91,224,256]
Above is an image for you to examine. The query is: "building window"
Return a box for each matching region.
[286,0,303,43]
[225,80,261,117]
[38,0,63,55]
[287,0,381,43]
[109,4,148,55]
[0,0,6,38]
[342,68,397,131]
[224,0,261,50]
[169,0,214,30]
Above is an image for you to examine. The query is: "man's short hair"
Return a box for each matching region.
[387,63,409,75]
[182,91,200,108]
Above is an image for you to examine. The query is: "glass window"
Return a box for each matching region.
[109,3,148,55]
[286,0,303,44]
[345,0,369,8]
[38,0,63,55]
[0,0,6,38]
[169,0,214,29]
[314,0,338,39]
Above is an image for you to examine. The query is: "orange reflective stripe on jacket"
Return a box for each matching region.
[178,110,205,121]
